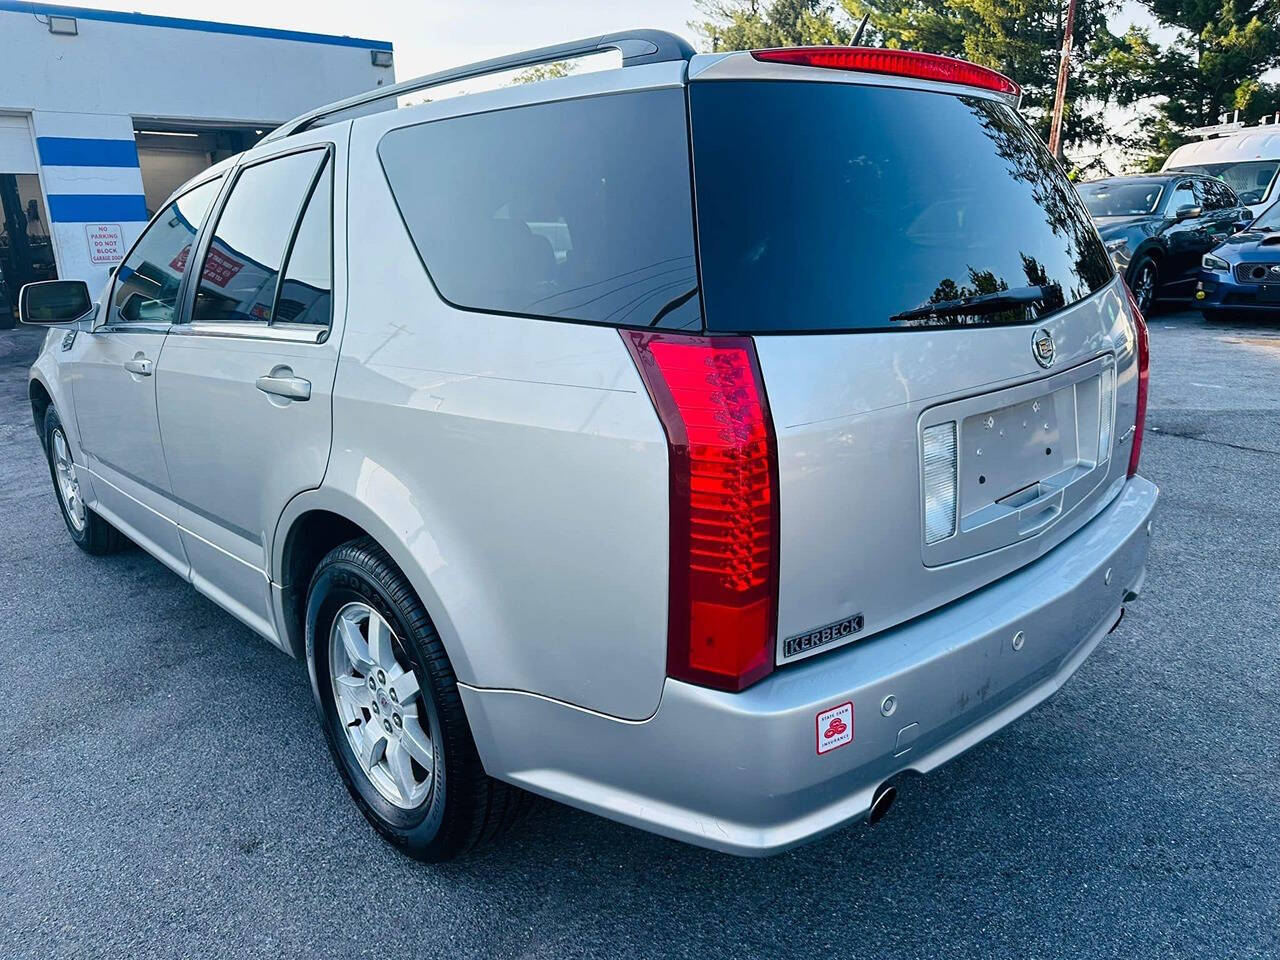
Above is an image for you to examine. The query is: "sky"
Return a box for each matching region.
[42,0,1171,79]
[33,0,1252,170]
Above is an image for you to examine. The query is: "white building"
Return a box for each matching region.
[0,1,393,319]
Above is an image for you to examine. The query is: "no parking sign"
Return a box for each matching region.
[85,223,125,265]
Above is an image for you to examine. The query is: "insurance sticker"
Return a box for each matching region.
[816,702,854,754]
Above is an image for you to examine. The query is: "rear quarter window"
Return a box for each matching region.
[688,80,1114,333]
[378,89,702,331]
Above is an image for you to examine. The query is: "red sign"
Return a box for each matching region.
[201,247,244,288]
[168,244,243,288]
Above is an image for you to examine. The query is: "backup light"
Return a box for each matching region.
[1098,366,1115,464]
[751,47,1021,99]
[922,422,958,544]
[622,331,779,692]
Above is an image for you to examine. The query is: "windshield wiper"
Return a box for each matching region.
[889,285,1054,324]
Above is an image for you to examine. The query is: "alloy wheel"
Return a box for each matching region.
[329,601,435,809]
[51,428,87,532]
[1134,262,1157,314]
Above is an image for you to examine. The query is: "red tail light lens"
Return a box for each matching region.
[751,47,1021,99]
[622,331,779,692]
[1123,282,1149,477]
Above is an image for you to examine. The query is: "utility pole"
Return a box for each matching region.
[1047,0,1078,159]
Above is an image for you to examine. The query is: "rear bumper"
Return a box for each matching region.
[461,476,1159,856]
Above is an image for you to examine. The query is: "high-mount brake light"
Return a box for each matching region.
[751,47,1021,99]
[1122,282,1149,478]
[622,331,779,693]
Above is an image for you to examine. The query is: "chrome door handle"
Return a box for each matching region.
[255,373,311,401]
[123,356,152,376]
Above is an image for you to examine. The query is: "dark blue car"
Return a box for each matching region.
[1197,200,1280,320]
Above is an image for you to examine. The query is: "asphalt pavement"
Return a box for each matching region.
[1,310,1277,959]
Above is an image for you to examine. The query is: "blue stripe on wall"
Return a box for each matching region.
[0,1,393,50]
[47,194,149,223]
[37,136,140,168]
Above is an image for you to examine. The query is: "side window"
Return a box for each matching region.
[378,89,700,330]
[190,149,325,325]
[274,158,333,326]
[1209,180,1238,209]
[1168,181,1197,215]
[110,176,223,325]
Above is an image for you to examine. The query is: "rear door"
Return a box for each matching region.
[69,175,224,572]
[154,131,344,644]
[687,60,1141,666]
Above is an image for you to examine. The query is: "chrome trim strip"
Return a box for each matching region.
[169,321,327,344]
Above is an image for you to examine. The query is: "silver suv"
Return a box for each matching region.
[23,32,1157,860]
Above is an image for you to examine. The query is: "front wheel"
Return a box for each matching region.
[42,406,124,554]
[1127,255,1159,316]
[306,536,531,861]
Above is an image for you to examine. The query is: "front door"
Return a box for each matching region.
[155,137,342,646]
[1162,179,1210,293]
[69,175,225,572]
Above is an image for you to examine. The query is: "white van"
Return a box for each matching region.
[1163,125,1280,217]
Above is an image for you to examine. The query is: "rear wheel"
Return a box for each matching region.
[1127,255,1159,315]
[42,406,124,554]
[306,536,531,861]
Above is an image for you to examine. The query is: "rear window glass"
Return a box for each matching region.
[689,81,1113,333]
[378,89,701,331]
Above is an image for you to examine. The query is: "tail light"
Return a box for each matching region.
[751,47,1020,100]
[622,331,779,692]
[1122,283,1149,477]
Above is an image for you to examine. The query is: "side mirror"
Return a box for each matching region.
[1235,215,1254,231]
[19,280,93,325]
[1175,204,1202,221]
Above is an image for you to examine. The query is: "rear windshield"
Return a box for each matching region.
[1077,180,1165,217]
[689,81,1113,333]
[378,89,701,331]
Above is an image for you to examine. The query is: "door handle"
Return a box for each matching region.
[123,356,152,376]
[256,372,311,401]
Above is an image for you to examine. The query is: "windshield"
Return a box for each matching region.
[1077,181,1164,217]
[1252,200,1280,231]
[1169,161,1278,206]
[689,80,1113,333]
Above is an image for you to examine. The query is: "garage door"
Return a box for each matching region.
[0,115,37,174]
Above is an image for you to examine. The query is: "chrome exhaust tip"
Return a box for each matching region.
[868,783,897,825]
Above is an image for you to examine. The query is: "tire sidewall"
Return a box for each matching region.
[1128,255,1158,313]
[306,556,450,848]
[42,407,90,548]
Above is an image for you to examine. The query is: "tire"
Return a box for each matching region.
[42,406,124,555]
[306,536,531,861]
[1127,255,1160,316]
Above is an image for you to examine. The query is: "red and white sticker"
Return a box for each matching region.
[816,702,853,754]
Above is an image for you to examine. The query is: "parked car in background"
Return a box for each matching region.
[23,33,1157,861]
[1078,173,1253,314]
[1163,124,1280,218]
[1198,199,1280,320]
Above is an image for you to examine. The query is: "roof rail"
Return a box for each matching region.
[262,29,695,143]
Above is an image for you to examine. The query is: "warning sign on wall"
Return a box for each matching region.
[85,223,126,264]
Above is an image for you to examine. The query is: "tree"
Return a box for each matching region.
[693,0,1120,152]
[1097,0,1280,168]
[691,0,854,50]
[842,0,1119,149]
[511,61,576,85]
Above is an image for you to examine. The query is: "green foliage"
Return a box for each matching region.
[511,61,575,85]
[692,0,854,49]
[691,0,1280,170]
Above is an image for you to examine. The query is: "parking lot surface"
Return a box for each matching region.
[2,311,1277,959]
